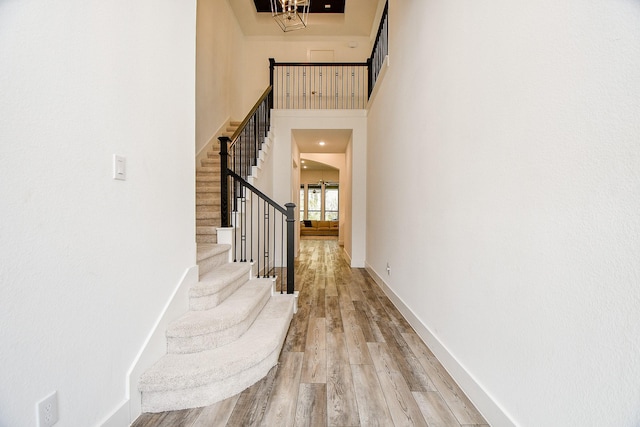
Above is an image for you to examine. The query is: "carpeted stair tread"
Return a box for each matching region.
[166,279,273,353]
[196,166,220,175]
[196,235,217,244]
[195,210,220,220]
[139,296,294,393]
[195,198,220,207]
[196,175,221,183]
[196,244,229,277]
[195,226,218,235]
[196,192,220,200]
[191,263,251,297]
[196,219,219,227]
[196,184,218,192]
[200,158,220,167]
[169,279,271,338]
[190,262,252,310]
[196,244,230,263]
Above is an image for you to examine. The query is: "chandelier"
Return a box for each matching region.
[270,0,310,32]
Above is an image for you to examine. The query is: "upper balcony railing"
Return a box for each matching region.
[367,1,388,96]
[269,1,388,110]
[270,60,368,109]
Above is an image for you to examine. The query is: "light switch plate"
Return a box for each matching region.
[113,155,126,180]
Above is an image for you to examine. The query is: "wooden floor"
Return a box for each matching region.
[132,239,489,427]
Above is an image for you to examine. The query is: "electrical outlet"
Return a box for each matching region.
[386,262,391,275]
[37,391,59,427]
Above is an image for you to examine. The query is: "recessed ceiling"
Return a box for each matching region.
[253,0,345,14]
[228,0,385,37]
[293,129,352,153]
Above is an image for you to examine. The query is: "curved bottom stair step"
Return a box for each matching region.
[167,278,273,354]
[140,295,295,413]
[196,244,230,277]
[190,262,252,310]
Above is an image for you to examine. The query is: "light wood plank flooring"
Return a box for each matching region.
[132,239,489,427]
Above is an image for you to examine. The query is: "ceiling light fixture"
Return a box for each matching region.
[271,0,310,32]
[319,141,326,146]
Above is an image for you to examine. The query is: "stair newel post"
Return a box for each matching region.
[218,136,231,228]
[285,203,296,295]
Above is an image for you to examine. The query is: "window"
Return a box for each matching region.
[300,183,339,221]
[324,185,339,220]
[300,186,305,220]
[307,185,322,220]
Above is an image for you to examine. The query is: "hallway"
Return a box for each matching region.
[133,239,488,426]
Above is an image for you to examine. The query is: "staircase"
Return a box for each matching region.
[138,244,295,412]
[139,118,296,413]
[195,121,241,244]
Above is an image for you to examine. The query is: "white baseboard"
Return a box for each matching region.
[97,399,129,427]
[364,262,516,427]
[124,265,199,425]
[342,246,352,266]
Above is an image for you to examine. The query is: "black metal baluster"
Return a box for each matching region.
[337,65,340,108]
[250,190,254,263]
[319,66,323,109]
[256,197,261,277]
[303,67,307,108]
[286,66,290,109]
[264,199,269,277]
[351,67,355,109]
[240,184,246,262]
[280,213,284,293]
[272,204,276,278]
[233,181,238,263]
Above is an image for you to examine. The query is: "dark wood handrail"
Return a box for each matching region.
[227,170,288,216]
[271,61,368,67]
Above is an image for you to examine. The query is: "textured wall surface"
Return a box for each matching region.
[366,0,640,425]
[196,0,244,156]
[0,1,196,425]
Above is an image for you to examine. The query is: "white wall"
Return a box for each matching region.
[0,1,196,426]
[366,0,640,426]
[196,0,244,156]
[344,137,354,260]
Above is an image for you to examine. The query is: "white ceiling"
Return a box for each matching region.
[293,129,352,153]
[300,158,339,171]
[228,0,385,37]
